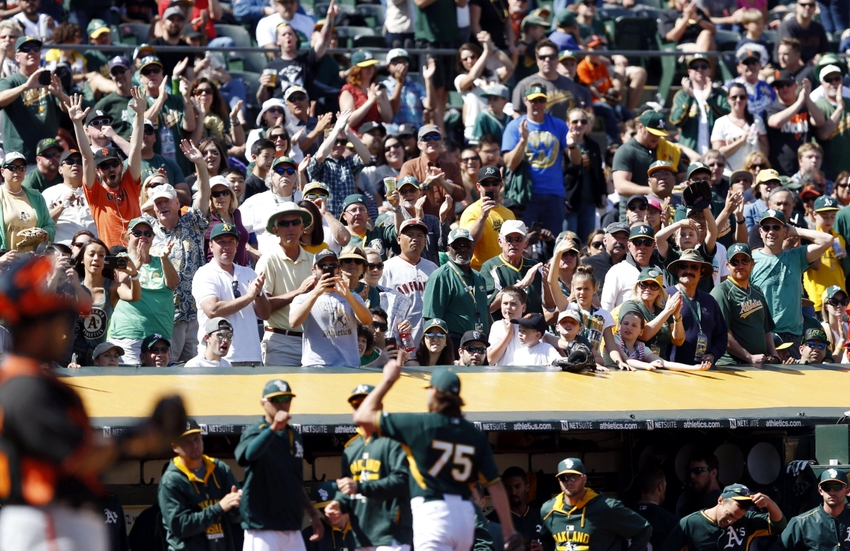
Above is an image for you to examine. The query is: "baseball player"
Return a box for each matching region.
[325,384,413,551]
[781,469,850,551]
[661,484,785,551]
[158,418,243,551]
[235,379,324,550]
[540,458,651,551]
[304,482,358,551]
[353,358,521,551]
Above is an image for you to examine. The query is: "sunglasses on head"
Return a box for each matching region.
[132,229,153,238]
[274,166,296,175]
[276,218,303,228]
[464,345,486,354]
[806,340,827,350]
[761,223,783,232]
[421,134,441,142]
[628,202,647,212]
[372,321,388,332]
[632,238,654,248]
[267,395,292,404]
[211,189,231,198]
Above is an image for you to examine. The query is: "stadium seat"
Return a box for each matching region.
[214,24,255,48]
[119,23,151,46]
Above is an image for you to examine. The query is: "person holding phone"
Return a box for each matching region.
[459,165,516,270]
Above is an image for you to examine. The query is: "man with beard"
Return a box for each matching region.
[601,225,664,311]
[456,330,489,366]
[782,468,850,551]
[582,222,628,295]
[675,453,722,518]
[185,318,235,367]
[82,109,130,159]
[423,228,491,346]
[481,220,544,318]
[795,327,831,364]
[23,137,62,192]
[662,485,785,551]
[149,8,195,79]
[488,467,542,548]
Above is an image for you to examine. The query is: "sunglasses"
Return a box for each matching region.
[504,235,524,243]
[825,75,843,84]
[632,238,654,248]
[194,88,214,96]
[461,157,479,163]
[148,346,169,353]
[267,107,285,115]
[836,182,850,188]
[557,475,581,483]
[760,223,783,232]
[384,143,402,152]
[342,258,364,265]
[372,321,388,332]
[798,1,816,6]
[99,160,121,170]
[828,298,849,307]
[267,395,292,404]
[211,189,232,198]
[590,241,604,249]
[638,280,660,291]
[141,66,162,76]
[480,179,501,188]
[773,81,794,88]
[334,139,349,147]
[211,331,233,340]
[529,97,547,104]
[18,44,39,53]
[628,203,648,212]
[729,257,752,267]
[287,94,307,102]
[144,128,156,136]
[728,94,747,101]
[425,332,446,339]
[4,164,25,172]
[690,63,710,71]
[270,133,287,141]
[274,166,296,175]
[569,119,588,125]
[689,467,709,475]
[421,134,441,142]
[318,263,338,271]
[806,340,827,350]
[821,483,846,492]
[743,59,761,66]
[750,164,767,170]
[537,54,557,61]
[367,262,384,270]
[276,218,303,228]
[88,119,110,127]
[464,345,486,354]
[231,279,241,299]
[110,68,127,76]
[132,229,153,238]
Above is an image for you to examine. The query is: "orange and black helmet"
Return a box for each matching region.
[0,256,88,325]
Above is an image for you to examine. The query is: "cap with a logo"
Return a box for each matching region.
[263,379,296,399]
[426,368,461,394]
[804,327,829,343]
[85,109,113,126]
[141,333,170,352]
[448,227,473,245]
[760,209,786,226]
[36,138,61,156]
[133,43,156,60]
[639,110,669,136]
[3,152,25,166]
[605,222,629,235]
[585,34,605,48]
[525,84,548,101]
[727,243,752,261]
[556,458,586,477]
[424,318,448,333]
[755,169,782,185]
[87,19,110,38]
[557,309,581,325]
[303,181,329,196]
[108,56,131,71]
[314,249,338,266]
[824,285,845,302]
[204,317,233,335]
[311,481,338,507]
[93,146,121,165]
[398,175,419,189]
[478,165,501,182]
[181,418,202,437]
[15,36,41,52]
[210,222,240,240]
[481,83,510,100]
[139,56,163,71]
[800,184,822,201]
[60,149,81,163]
[730,170,753,184]
[386,48,410,64]
[500,220,527,238]
[512,313,548,333]
[399,218,428,234]
[820,64,843,81]
[687,53,709,67]
[629,224,655,240]
[647,160,674,176]
[418,124,441,140]
[128,217,152,231]
[647,197,663,212]
[627,194,648,207]
[687,162,712,180]
[92,341,124,360]
[341,194,367,214]
[283,85,308,102]
[772,69,795,85]
[271,155,297,170]
[460,330,489,347]
[637,267,664,285]
[736,44,767,64]
[720,484,753,502]
[347,384,375,404]
[815,195,840,212]
[351,49,379,67]
[558,50,577,62]
[820,468,849,485]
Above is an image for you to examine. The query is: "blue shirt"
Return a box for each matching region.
[382,77,426,131]
[548,30,580,52]
[502,114,568,197]
[724,77,776,116]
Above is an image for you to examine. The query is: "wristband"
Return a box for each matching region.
[131,273,140,281]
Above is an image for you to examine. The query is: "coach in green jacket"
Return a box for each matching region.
[782,469,850,551]
[158,419,242,551]
[540,458,651,551]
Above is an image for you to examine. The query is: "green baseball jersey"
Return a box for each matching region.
[480,255,544,318]
[476,503,503,551]
[422,260,492,335]
[487,504,544,545]
[349,225,397,260]
[158,455,241,551]
[781,504,850,551]
[335,431,412,547]
[632,502,678,551]
[235,419,306,531]
[661,509,786,551]
[22,169,62,193]
[376,412,499,500]
[303,519,357,551]
[710,279,775,365]
[540,489,651,551]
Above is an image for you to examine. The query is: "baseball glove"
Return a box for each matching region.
[504,533,525,551]
[555,343,596,373]
[15,227,48,249]
[682,179,712,211]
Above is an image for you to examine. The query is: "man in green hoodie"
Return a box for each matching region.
[158,418,242,551]
[540,458,652,551]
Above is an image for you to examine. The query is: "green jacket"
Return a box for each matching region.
[335,431,412,547]
[303,518,357,551]
[480,255,544,318]
[669,88,730,153]
[540,489,652,551]
[157,455,241,551]
[781,504,850,551]
[422,260,492,335]
[662,509,786,551]
[0,187,56,248]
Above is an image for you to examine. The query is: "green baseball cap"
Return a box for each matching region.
[448,227,473,245]
[820,468,849,486]
[15,35,42,52]
[815,195,840,212]
[398,175,419,189]
[556,457,586,476]
[637,267,664,285]
[340,194,367,222]
[210,222,240,240]
[639,110,669,136]
[271,155,297,170]
[263,379,296,399]
[721,484,753,502]
[351,49,379,67]
[558,50,577,62]
[525,84,548,101]
[127,217,152,231]
[87,19,111,38]
[424,318,448,333]
[182,418,202,437]
[426,368,461,394]
[823,285,845,302]
[36,138,61,156]
[727,243,752,261]
[687,162,712,180]
[687,53,709,67]
[803,327,829,343]
[347,384,375,405]
[139,56,163,71]
[554,9,576,26]
[522,14,549,29]
[647,160,674,176]
[760,209,786,226]
[629,224,655,240]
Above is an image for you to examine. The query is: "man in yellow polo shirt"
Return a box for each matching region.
[459,165,516,270]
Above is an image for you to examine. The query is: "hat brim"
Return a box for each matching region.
[526,93,548,101]
[400,222,429,234]
[347,392,369,404]
[771,79,794,87]
[816,206,840,212]
[646,127,669,137]
[356,60,379,68]
[738,56,760,64]
[424,322,448,333]
[668,257,713,275]
[648,166,674,176]
[90,28,110,38]
[628,235,656,241]
[17,39,42,51]
[759,216,786,226]
[556,469,585,477]
[180,428,202,437]
[820,478,848,485]
[140,60,163,70]
[264,391,296,399]
[559,55,577,62]
[256,102,287,126]
[266,209,313,233]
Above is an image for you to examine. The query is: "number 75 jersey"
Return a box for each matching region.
[376,412,501,499]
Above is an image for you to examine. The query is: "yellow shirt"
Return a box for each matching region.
[459,200,516,271]
[656,138,682,168]
[302,242,329,254]
[255,245,314,330]
[803,227,846,312]
[1,188,36,251]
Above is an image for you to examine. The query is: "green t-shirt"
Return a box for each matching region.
[84,50,110,79]
[579,19,609,40]
[108,256,175,340]
[349,225,398,260]
[93,92,133,139]
[472,110,509,143]
[0,73,61,163]
[22,169,62,193]
[129,93,193,176]
[414,0,458,42]
[815,98,850,181]
[710,278,775,365]
[618,299,673,359]
[662,509,785,551]
[377,411,499,500]
[612,137,654,221]
[750,246,809,335]
[137,154,186,188]
[422,260,492,335]
[480,255,543,319]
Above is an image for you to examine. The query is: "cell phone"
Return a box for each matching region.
[531,221,542,233]
[38,70,51,86]
[104,256,128,270]
[322,265,335,278]
[485,190,495,201]
[386,337,397,348]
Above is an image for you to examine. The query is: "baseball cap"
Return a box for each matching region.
[755,168,781,185]
[627,194,648,207]
[141,333,170,352]
[163,6,185,19]
[511,313,547,333]
[554,9,576,26]
[341,194,367,213]
[760,209,786,226]
[823,285,845,302]
[820,468,849,485]
[556,458,586,477]
[87,19,110,38]
[460,330,489,347]
[284,85,308,102]
[481,83,510,100]
[359,121,385,135]
[271,155,297,170]
[204,317,233,335]
[311,481,338,507]
[314,249,339,266]
[730,170,753,184]
[263,379,296,399]
[351,49,379,67]
[2,152,25,166]
[133,43,156,60]
[145,183,177,205]
[127,217,152,232]
[687,53,709,67]
[629,225,655,240]
[637,267,664,285]
[647,160,674,176]
[399,218,428,234]
[181,418,202,437]
[687,162,712,180]
[348,383,375,404]
[85,109,113,126]
[91,341,124,361]
[418,124,441,140]
[804,327,829,343]
[139,56,163,71]
[60,149,82,164]
[93,146,121,166]
[558,50,577,62]
[605,222,629,235]
[815,195,840,212]
[639,110,669,136]
[386,48,410,64]
[15,36,41,52]
[727,243,752,261]
[339,245,367,262]
[647,197,663,212]
[525,84,548,101]
[478,165,501,182]
[721,484,753,502]
[521,14,548,29]
[448,227,473,245]
[557,309,581,325]
[424,318,448,334]
[208,175,232,191]
[771,69,795,86]
[820,64,843,81]
[303,181,329,196]
[397,175,419,189]
[108,56,131,71]
[736,46,763,64]
[585,34,605,49]
[210,222,240,240]
[266,202,312,233]
[800,184,822,201]
[397,123,417,137]
[36,138,61,156]
[499,220,527,238]
[427,367,461,394]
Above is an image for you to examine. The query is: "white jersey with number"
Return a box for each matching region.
[379,256,438,342]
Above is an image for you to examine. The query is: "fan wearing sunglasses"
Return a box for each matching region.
[43,149,97,247]
[819,285,847,358]
[241,155,306,255]
[795,327,831,364]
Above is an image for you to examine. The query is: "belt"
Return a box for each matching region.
[265,327,303,337]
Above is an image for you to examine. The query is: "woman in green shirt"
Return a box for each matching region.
[617,267,685,360]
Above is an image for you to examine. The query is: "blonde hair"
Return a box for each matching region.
[630,279,668,309]
[139,172,170,209]
[209,184,239,215]
[741,8,763,24]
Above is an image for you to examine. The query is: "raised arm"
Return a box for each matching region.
[181,139,210,215]
[793,225,834,263]
[353,354,403,433]
[127,87,147,183]
[65,94,96,189]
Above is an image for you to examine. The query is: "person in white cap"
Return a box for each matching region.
[185,317,235,367]
[815,64,850,182]
[285,85,332,156]
[481,220,544,318]
[381,48,428,133]
[138,118,190,205]
[245,98,287,160]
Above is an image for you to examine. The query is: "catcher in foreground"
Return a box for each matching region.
[0,255,187,551]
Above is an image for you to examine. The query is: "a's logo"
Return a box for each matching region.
[273,380,288,391]
[639,226,649,234]
[104,509,119,524]
[725,527,744,548]
[828,468,839,478]
[222,223,232,231]
[354,384,370,394]
[656,119,665,130]
[767,209,777,217]
[485,167,496,176]
[564,459,574,469]
[318,488,329,501]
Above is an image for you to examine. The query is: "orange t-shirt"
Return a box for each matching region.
[576,58,612,102]
[83,171,141,248]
